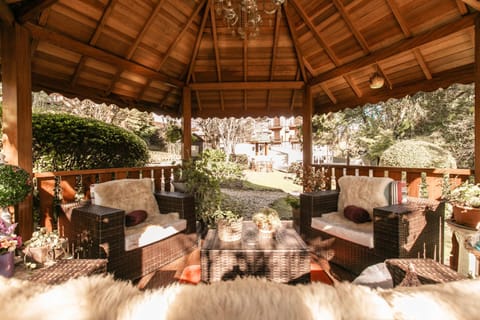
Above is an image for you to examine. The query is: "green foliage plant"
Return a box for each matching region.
[0,164,33,207]
[211,208,242,226]
[32,113,149,171]
[446,181,480,209]
[285,194,300,209]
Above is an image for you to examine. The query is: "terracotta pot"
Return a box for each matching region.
[453,205,480,229]
[0,251,14,278]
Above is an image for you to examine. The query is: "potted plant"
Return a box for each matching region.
[0,163,33,224]
[212,208,243,242]
[252,207,282,238]
[24,227,68,265]
[446,181,480,229]
[285,194,300,232]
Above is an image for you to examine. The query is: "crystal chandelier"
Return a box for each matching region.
[214,0,285,39]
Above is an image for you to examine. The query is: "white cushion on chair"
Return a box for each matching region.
[93,178,160,222]
[337,176,393,219]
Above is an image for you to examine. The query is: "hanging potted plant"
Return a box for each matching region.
[446,181,480,229]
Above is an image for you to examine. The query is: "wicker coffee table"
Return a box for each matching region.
[201,221,310,284]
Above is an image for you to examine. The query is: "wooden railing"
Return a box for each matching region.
[311,164,473,200]
[34,165,180,230]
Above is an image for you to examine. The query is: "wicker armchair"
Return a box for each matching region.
[58,190,196,280]
[300,190,445,276]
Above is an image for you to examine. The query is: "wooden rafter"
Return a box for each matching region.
[191,74,203,111]
[320,83,337,104]
[267,10,282,111]
[209,3,225,111]
[13,0,58,23]
[309,14,476,88]
[290,69,301,110]
[244,33,248,110]
[413,48,432,80]
[25,22,184,88]
[456,0,469,14]
[30,8,50,57]
[283,4,307,82]
[385,0,411,37]
[71,0,118,86]
[376,63,392,89]
[290,0,340,66]
[0,0,15,26]
[462,0,480,11]
[106,0,167,95]
[186,0,212,84]
[190,81,305,90]
[344,74,362,98]
[332,0,369,54]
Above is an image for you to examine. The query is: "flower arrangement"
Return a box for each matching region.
[252,207,281,232]
[24,227,66,249]
[0,164,33,208]
[0,219,22,255]
[446,181,480,208]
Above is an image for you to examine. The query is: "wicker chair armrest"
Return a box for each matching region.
[154,192,196,233]
[299,191,339,236]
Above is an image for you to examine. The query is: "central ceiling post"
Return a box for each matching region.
[182,86,192,161]
[302,85,313,191]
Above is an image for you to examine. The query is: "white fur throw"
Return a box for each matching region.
[1,275,479,320]
[338,176,393,218]
[93,178,160,222]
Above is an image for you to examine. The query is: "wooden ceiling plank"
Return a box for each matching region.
[343,74,362,97]
[243,90,247,111]
[209,3,222,82]
[0,0,15,26]
[385,0,411,37]
[290,0,341,66]
[107,0,167,95]
[283,4,308,82]
[155,0,207,72]
[320,83,337,104]
[137,78,153,100]
[332,0,369,54]
[290,70,301,110]
[14,0,58,23]
[192,74,203,111]
[25,22,184,88]
[413,48,432,80]
[267,10,282,111]
[190,81,305,90]
[456,0,469,14]
[186,0,211,84]
[462,0,480,11]
[71,0,118,86]
[244,37,248,82]
[310,14,476,87]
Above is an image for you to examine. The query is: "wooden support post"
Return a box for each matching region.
[303,85,313,190]
[1,23,33,239]
[475,16,480,183]
[182,87,192,161]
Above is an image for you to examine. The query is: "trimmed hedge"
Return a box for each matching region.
[33,113,149,171]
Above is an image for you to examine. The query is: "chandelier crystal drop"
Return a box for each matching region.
[214,0,285,39]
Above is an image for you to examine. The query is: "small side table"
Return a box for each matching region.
[446,219,479,278]
[15,259,108,285]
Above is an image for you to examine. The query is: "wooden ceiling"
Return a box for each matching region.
[1,0,478,118]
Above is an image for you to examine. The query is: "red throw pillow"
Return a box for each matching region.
[343,205,371,224]
[125,210,147,227]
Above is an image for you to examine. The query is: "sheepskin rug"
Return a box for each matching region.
[1,275,479,320]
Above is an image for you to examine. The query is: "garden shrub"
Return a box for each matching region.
[33,113,149,171]
[380,140,457,168]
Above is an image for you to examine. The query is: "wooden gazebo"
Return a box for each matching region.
[1,0,479,239]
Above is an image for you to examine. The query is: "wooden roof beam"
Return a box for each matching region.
[186,0,212,84]
[310,13,476,88]
[316,64,475,114]
[385,0,411,37]
[332,0,369,54]
[290,70,301,110]
[413,48,432,80]
[462,0,480,11]
[343,74,362,97]
[190,81,305,90]
[13,0,58,23]
[320,83,337,104]
[457,0,469,14]
[0,0,15,26]
[290,0,341,66]
[71,0,119,86]
[267,10,282,111]
[376,62,393,90]
[25,22,184,88]
[209,3,224,110]
[284,4,308,82]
